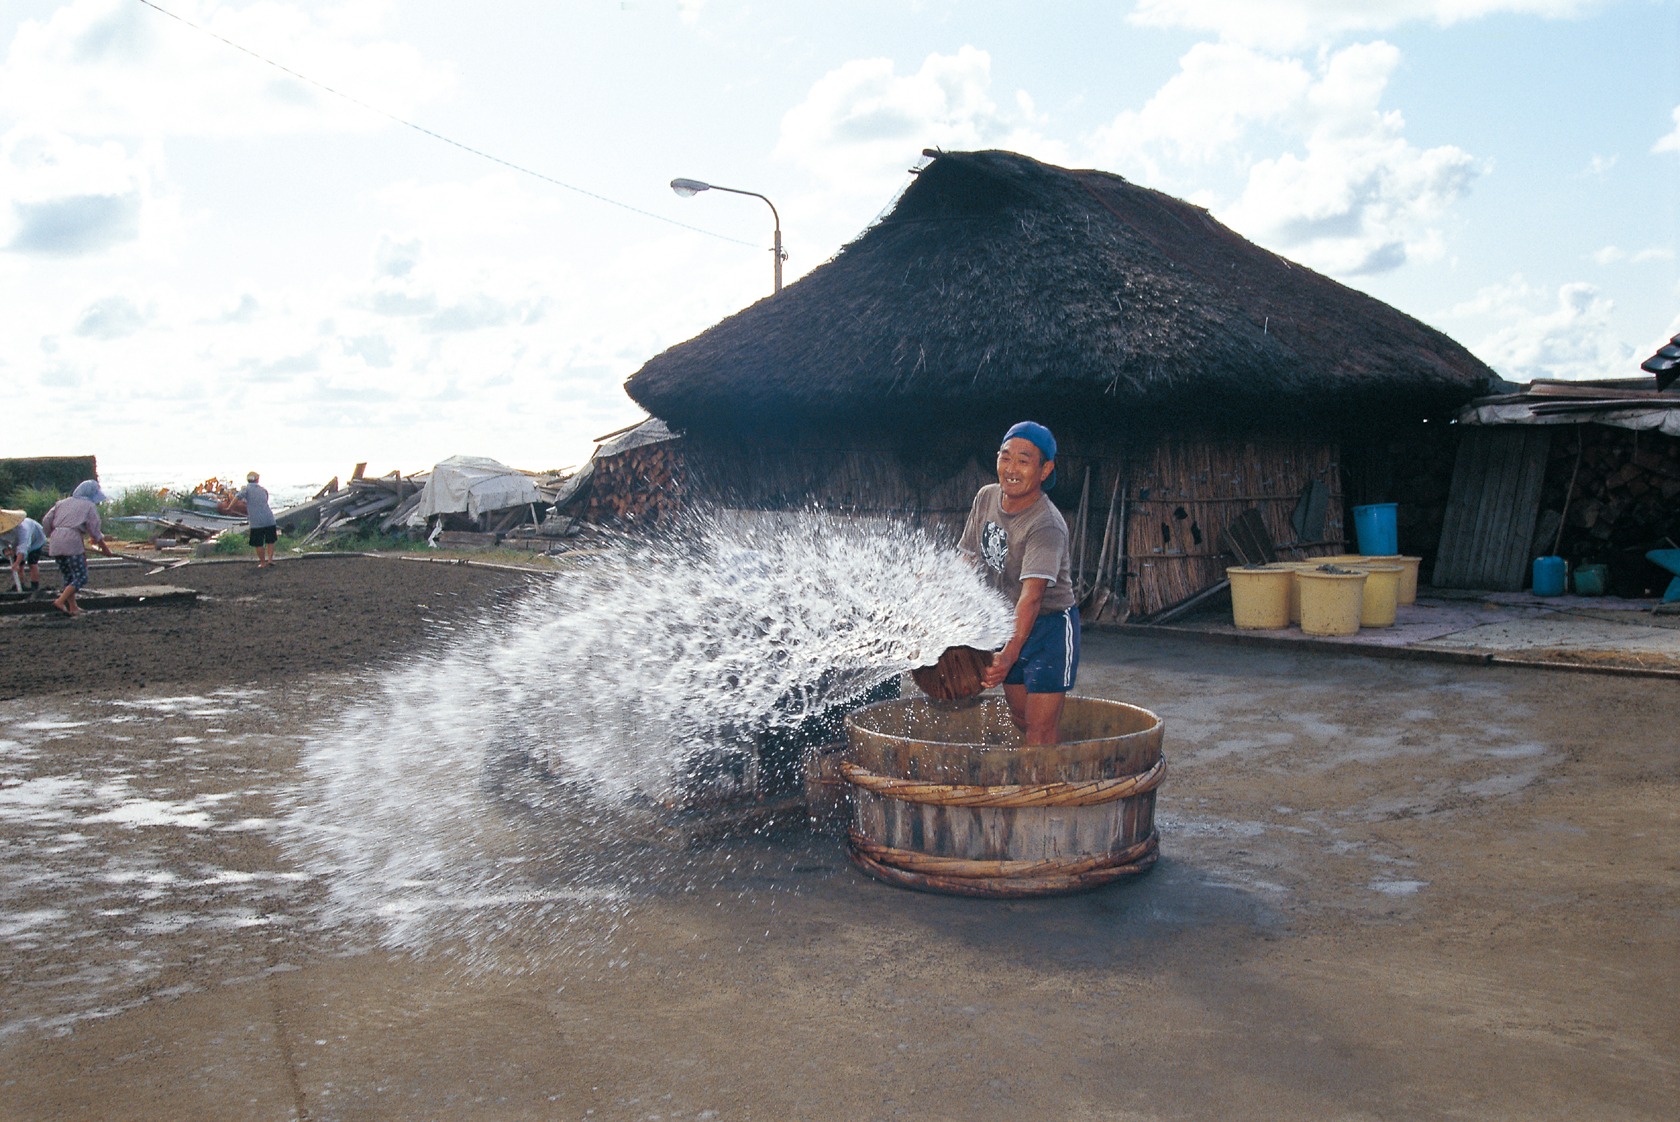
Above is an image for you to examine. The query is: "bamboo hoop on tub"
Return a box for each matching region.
[847,834,1160,898]
[839,755,1165,808]
[849,831,1159,879]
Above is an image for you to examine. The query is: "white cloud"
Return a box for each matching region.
[1654,105,1680,154]
[0,128,154,255]
[1455,276,1634,381]
[677,0,707,26]
[1091,42,1312,178]
[1093,40,1481,276]
[1129,0,1601,50]
[74,294,152,339]
[1592,245,1676,267]
[776,47,1065,197]
[0,0,453,139]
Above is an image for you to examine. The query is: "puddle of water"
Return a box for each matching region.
[1370,879,1428,896]
[82,800,215,828]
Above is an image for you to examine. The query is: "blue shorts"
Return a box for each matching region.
[1003,606,1080,693]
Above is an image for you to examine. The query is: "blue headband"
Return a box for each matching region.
[1001,421,1057,491]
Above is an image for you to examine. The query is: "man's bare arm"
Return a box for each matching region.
[983,577,1047,689]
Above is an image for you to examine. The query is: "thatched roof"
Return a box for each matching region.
[626,149,1498,438]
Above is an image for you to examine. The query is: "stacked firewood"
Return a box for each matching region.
[582,441,685,526]
[1541,428,1680,552]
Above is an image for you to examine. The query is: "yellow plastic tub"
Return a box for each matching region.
[1364,555,1421,604]
[1349,564,1404,628]
[1227,565,1292,630]
[1297,568,1366,636]
[1277,562,1318,625]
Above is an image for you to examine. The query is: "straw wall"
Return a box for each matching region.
[1116,436,1343,618]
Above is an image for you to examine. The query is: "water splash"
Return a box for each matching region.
[285,511,1012,951]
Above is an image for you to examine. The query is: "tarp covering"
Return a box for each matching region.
[1455,378,1680,436]
[595,417,676,459]
[549,419,679,510]
[409,456,541,523]
[1457,402,1680,437]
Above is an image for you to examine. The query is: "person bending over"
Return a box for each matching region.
[959,421,1079,745]
[42,481,115,617]
[238,472,278,569]
[1,512,47,591]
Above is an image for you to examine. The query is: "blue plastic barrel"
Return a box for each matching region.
[1352,503,1398,556]
[1532,555,1567,596]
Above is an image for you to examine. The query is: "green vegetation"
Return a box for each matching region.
[293,526,413,554]
[6,485,62,521]
[0,456,96,507]
[207,532,252,556]
[99,485,177,542]
[111,485,174,518]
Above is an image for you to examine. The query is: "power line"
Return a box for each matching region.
[132,0,757,247]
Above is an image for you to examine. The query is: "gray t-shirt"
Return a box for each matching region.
[959,485,1075,613]
[238,483,276,529]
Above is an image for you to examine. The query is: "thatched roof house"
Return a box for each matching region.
[619,149,1500,618]
[628,148,1496,438]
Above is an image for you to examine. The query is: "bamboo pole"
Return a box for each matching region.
[1089,470,1123,616]
[1074,465,1091,598]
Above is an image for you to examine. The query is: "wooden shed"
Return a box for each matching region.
[1440,378,1680,595]
[620,149,1498,618]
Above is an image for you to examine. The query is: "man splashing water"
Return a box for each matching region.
[959,422,1079,745]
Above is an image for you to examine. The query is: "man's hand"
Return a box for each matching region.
[986,577,1048,690]
[983,643,1021,690]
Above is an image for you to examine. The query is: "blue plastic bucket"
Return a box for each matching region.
[1532,555,1567,596]
[1352,503,1398,556]
[1572,564,1607,596]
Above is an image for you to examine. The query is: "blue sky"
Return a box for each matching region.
[2,0,1676,492]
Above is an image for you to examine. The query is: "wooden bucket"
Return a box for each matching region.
[842,696,1164,898]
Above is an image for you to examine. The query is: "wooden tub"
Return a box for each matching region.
[841,696,1164,898]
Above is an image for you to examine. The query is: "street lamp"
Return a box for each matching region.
[670,177,786,294]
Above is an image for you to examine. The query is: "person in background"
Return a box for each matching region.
[238,471,278,568]
[958,421,1079,745]
[42,480,116,617]
[1,510,48,592]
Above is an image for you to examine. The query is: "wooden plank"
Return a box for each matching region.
[1501,426,1552,586]
[0,586,197,615]
[1432,427,1552,590]
[1433,426,1484,585]
[1472,428,1520,585]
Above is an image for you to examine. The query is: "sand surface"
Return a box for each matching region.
[1,555,1675,1120]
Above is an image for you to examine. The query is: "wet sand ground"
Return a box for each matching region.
[1,557,1676,1121]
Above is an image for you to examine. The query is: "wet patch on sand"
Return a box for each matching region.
[0,689,316,1037]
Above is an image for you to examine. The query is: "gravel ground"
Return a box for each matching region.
[1,555,1675,1121]
[0,554,544,699]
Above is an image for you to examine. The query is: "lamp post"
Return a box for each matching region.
[670,177,786,294]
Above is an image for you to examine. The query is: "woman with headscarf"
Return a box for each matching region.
[42,480,116,617]
[0,509,48,592]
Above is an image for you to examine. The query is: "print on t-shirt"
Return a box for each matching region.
[981,520,1008,574]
